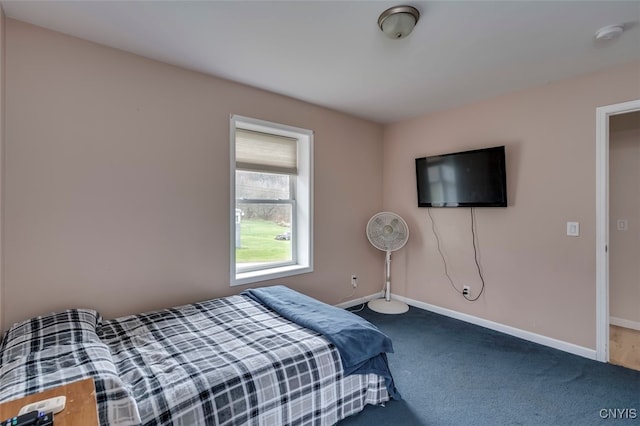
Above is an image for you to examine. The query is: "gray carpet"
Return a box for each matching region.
[339,305,640,426]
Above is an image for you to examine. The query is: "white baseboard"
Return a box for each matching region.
[610,316,640,331]
[391,294,597,360]
[335,293,380,309]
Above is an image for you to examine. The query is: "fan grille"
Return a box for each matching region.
[366,212,409,251]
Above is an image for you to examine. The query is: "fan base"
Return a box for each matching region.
[368,298,409,315]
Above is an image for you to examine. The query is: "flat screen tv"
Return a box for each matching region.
[415,146,507,207]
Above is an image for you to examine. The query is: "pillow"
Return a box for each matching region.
[0,341,141,425]
[0,309,103,365]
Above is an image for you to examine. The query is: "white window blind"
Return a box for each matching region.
[235,129,298,175]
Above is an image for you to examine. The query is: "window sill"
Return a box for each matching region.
[231,264,313,287]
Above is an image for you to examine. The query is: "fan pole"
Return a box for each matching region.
[368,249,409,314]
[384,250,392,301]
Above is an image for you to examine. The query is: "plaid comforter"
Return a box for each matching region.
[103,294,389,425]
[0,295,390,425]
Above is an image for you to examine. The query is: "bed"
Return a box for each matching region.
[0,285,399,425]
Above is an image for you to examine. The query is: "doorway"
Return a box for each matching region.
[595,99,640,365]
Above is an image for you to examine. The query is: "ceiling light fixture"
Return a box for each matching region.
[594,24,624,41]
[378,5,420,39]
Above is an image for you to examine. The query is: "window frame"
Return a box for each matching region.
[230,115,313,286]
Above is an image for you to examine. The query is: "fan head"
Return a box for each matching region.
[366,212,409,252]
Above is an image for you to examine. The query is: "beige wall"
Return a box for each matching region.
[2,19,384,327]
[383,61,640,349]
[609,113,640,325]
[3,17,640,352]
[0,8,5,332]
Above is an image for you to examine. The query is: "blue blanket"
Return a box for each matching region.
[242,285,400,400]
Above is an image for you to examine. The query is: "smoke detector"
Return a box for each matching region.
[594,24,624,41]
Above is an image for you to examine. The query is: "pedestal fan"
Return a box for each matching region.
[366,212,410,314]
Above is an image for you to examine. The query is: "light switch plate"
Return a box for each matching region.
[567,221,580,237]
[617,219,628,231]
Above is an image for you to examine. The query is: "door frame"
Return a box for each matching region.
[595,99,640,362]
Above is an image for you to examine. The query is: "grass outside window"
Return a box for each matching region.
[236,219,291,263]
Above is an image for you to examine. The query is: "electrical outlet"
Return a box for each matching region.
[351,274,358,288]
[462,286,470,296]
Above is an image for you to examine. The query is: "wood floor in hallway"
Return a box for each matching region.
[609,325,640,371]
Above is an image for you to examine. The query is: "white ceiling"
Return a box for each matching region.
[2,1,639,124]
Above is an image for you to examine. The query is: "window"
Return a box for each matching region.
[230,115,313,286]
